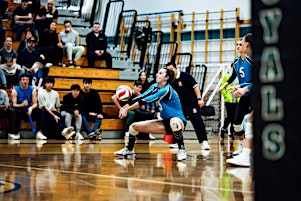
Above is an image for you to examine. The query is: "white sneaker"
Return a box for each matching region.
[64,131,76,140]
[201,140,210,150]
[114,147,135,157]
[177,149,187,161]
[61,126,74,139]
[8,133,20,140]
[169,143,178,149]
[36,131,47,140]
[75,133,84,140]
[232,140,245,156]
[226,154,250,167]
[149,133,156,140]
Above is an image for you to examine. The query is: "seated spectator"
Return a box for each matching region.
[10,73,46,140]
[59,20,84,68]
[17,30,34,54]
[37,21,63,66]
[80,78,103,140]
[0,85,16,137]
[86,22,112,68]
[38,76,73,139]
[35,0,58,40]
[0,15,6,47]
[11,0,36,41]
[0,37,18,64]
[17,36,45,71]
[61,84,85,140]
[0,57,25,88]
[138,71,155,113]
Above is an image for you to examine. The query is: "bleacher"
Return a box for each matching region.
[0,0,139,139]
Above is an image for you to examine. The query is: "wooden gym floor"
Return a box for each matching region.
[0,135,254,201]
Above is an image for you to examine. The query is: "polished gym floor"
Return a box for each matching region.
[0,135,254,201]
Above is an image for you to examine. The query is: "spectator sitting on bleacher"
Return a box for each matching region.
[61,84,85,140]
[0,57,25,88]
[0,37,18,65]
[80,78,103,140]
[10,73,47,140]
[17,30,34,54]
[0,85,17,139]
[0,15,6,47]
[17,36,45,71]
[86,22,112,68]
[38,76,73,139]
[59,20,84,68]
[35,0,58,41]
[11,0,36,42]
[37,21,63,66]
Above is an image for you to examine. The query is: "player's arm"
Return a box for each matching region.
[119,102,140,119]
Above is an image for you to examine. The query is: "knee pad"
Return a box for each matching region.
[245,122,253,139]
[170,118,182,132]
[129,125,139,136]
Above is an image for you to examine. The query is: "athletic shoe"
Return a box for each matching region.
[226,154,250,167]
[75,133,84,140]
[96,134,102,140]
[232,140,245,156]
[95,128,103,135]
[61,126,74,139]
[149,133,156,140]
[36,131,47,140]
[201,140,210,150]
[63,131,76,140]
[8,133,20,140]
[177,149,187,161]
[114,147,135,157]
[169,143,179,149]
[88,131,97,140]
[95,129,103,140]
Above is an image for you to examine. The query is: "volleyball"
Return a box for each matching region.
[116,85,132,101]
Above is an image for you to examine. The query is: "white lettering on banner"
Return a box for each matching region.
[259,0,285,160]
[261,85,283,121]
[261,124,285,160]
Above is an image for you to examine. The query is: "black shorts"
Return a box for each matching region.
[163,118,187,135]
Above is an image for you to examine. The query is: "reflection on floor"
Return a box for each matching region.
[0,135,254,201]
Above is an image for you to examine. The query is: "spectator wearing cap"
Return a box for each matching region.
[35,0,58,40]
[17,36,45,71]
[11,0,36,41]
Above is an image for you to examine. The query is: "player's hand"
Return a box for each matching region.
[119,108,128,119]
[234,88,246,98]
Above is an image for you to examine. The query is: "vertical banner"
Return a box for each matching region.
[253,0,301,200]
